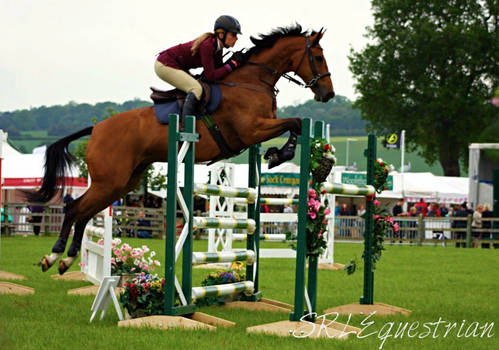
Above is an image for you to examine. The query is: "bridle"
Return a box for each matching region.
[246,33,331,89]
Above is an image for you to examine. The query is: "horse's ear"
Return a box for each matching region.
[311,27,325,47]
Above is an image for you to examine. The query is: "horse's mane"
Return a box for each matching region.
[245,24,313,58]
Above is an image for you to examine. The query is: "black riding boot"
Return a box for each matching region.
[182,92,200,119]
[264,132,298,169]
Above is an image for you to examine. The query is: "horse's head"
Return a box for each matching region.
[293,29,335,102]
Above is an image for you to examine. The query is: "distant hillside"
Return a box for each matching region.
[0,99,152,137]
[278,95,367,136]
[0,95,368,152]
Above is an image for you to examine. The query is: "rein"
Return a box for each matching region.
[218,33,331,98]
[246,33,331,89]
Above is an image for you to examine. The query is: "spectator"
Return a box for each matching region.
[440,203,449,217]
[260,203,270,213]
[392,200,404,217]
[357,204,366,217]
[136,211,152,238]
[339,203,351,216]
[408,206,418,217]
[472,204,484,247]
[28,205,44,236]
[427,203,441,217]
[334,201,340,216]
[481,204,493,240]
[414,198,428,217]
[283,204,293,214]
[452,203,469,242]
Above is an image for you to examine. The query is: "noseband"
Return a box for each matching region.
[247,34,331,89]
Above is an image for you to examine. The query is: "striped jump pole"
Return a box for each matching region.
[192,250,256,265]
[321,182,375,196]
[192,217,256,234]
[232,233,286,242]
[192,281,254,301]
[194,183,257,203]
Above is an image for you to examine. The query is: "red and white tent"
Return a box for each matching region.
[0,131,87,201]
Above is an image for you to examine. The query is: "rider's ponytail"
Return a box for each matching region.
[191,32,216,56]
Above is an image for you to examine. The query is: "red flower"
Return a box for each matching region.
[323,144,331,151]
[365,194,375,202]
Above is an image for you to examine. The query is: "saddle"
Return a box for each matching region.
[150,81,215,115]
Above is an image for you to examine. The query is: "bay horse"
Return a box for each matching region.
[28,24,335,274]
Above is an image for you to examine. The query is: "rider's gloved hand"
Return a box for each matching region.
[227,59,239,71]
[230,51,247,65]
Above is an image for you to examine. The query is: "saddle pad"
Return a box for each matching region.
[153,84,222,125]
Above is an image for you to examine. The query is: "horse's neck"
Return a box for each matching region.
[240,38,303,86]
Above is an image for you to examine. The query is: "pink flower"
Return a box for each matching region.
[374,214,381,221]
[491,96,499,107]
[308,188,317,199]
[122,244,132,252]
[313,200,321,212]
[97,238,104,246]
[393,222,399,233]
[122,256,127,262]
[374,199,380,206]
[385,216,394,224]
[307,210,317,220]
[78,262,85,267]
[324,208,331,216]
[318,231,323,238]
[154,260,161,266]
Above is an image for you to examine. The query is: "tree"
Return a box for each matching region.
[349,0,498,176]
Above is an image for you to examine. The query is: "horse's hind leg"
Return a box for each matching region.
[56,165,148,274]
[39,199,81,272]
[58,218,92,275]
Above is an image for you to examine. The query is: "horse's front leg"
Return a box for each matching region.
[240,117,302,168]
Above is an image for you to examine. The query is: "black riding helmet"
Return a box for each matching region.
[214,15,242,35]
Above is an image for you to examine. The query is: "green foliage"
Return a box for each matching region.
[349,0,499,176]
[278,95,368,136]
[0,98,151,136]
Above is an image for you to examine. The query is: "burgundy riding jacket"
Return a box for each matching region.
[157,36,231,81]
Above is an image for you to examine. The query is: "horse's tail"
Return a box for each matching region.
[26,126,94,203]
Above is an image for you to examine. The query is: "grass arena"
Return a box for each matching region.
[0,237,497,349]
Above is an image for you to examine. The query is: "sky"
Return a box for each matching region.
[0,0,374,112]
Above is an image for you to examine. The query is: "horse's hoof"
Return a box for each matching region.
[278,148,295,162]
[39,256,52,272]
[263,147,279,160]
[58,260,70,275]
[268,155,283,169]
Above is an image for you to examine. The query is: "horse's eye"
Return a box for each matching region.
[315,56,324,63]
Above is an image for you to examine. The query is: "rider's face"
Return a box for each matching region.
[223,32,238,48]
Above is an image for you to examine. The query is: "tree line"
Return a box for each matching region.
[0,95,367,138]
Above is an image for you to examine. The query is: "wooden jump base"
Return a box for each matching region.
[51,271,87,281]
[0,270,26,280]
[0,282,35,295]
[323,302,412,317]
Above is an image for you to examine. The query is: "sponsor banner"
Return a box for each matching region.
[260,173,300,187]
[341,172,393,191]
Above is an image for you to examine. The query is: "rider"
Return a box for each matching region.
[154,15,243,117]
